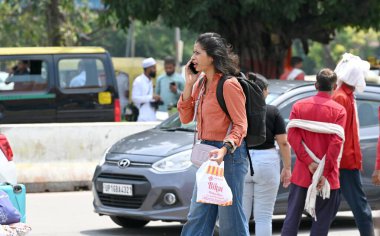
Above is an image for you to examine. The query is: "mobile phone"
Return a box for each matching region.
[189,62,197,74]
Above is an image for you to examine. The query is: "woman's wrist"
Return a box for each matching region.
[182,86,193,101]
[222,142,233,154]
[221,146,228,156]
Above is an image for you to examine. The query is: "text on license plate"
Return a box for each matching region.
[103,183,133,196]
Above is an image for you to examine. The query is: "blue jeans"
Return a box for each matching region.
[340,169,374,236]
[181,140,249,236]
[243,148,280,236]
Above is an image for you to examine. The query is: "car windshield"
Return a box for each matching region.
[157,113,195,131]
[266,93,280,104]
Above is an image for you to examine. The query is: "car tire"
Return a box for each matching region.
[110,216,149,228]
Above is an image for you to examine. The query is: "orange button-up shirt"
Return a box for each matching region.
[177,73,247,147]
[332,83,362,170]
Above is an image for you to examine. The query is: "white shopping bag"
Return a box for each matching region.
[196,160,233,206]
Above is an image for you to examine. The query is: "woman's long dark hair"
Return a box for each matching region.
[196,33,239,76]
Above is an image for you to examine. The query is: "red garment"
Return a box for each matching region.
[279,68,305,80]
[0,134,13,161]
[376,106,380,170]
[177,73,247,147]
[377,138,380,170]
[332,83,363,170]
[288,92,346,189]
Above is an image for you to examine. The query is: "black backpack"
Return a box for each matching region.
[216,72,267,176]
[216,72,267,148]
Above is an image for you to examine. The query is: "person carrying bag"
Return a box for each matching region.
[177,32,249,236]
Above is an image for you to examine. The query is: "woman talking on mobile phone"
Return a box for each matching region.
[177,33,249,236]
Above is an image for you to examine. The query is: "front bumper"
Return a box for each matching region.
[92,163,197,222]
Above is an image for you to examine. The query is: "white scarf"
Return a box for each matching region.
[287,119,345,221]
[286,68,303,80]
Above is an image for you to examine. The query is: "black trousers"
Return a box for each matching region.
[281,184,341,236]
[340,169,374,236]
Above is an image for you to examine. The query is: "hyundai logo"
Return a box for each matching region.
[118,159,131,168]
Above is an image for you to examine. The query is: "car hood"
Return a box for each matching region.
[109,128,194,157]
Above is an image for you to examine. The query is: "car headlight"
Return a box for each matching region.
[99,146,111,166]
[152,149,192,172]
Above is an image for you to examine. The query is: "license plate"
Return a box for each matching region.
[103,183,133,196]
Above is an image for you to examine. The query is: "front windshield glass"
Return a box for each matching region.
[266,93,280,104]
[157,113,196,131]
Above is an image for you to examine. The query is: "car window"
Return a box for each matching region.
[58,58,106,89]
[0,59,48,92]
[277,93,380,128]
[265,93,280,104]
[277,92,315,123]
[357,99,379,127]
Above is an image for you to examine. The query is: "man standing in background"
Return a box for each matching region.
[132,57,161,121]
[372,106,380,186]
[155,56,184,113]
[280,56,305,81]
[372,106,380,236]
[116,71,130,119]
[332,53,375,236]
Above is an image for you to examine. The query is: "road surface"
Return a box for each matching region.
[26,191,380,235]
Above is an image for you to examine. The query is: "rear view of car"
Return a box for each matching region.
[0,134,17,185]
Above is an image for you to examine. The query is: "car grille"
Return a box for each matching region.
[98,173,147,181]
[105,160,152,168]
[97,193,145,209]
[96,173,149,209]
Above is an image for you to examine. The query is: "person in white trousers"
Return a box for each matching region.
[242,73,292,236]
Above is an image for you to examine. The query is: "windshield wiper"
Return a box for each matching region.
[160,127,194,132]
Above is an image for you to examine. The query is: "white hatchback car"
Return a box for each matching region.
[0,134,17,185]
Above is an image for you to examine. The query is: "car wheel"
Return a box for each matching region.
[110,216,149,228]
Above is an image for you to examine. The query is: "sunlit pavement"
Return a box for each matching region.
[26,191,379,236]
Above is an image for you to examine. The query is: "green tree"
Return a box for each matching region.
[83,18,197,62]
[0,0,196,62]
[0,0,96,46]
[306,27,380,74]
[102,0,380,78]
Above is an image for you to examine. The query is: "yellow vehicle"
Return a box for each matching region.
[0,47,121,123]
[111,57,164,99]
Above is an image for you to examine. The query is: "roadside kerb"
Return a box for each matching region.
[0,122,159,192]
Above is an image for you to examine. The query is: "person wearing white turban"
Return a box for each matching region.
[132,57,161,121]
[334,52,369,93]
[332,53,375,236]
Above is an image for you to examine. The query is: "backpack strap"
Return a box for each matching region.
[216,74,254,176]
[216,75,230,119]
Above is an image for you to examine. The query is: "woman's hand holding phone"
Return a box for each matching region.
[182,60,200,101]
[185,60,200,87]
